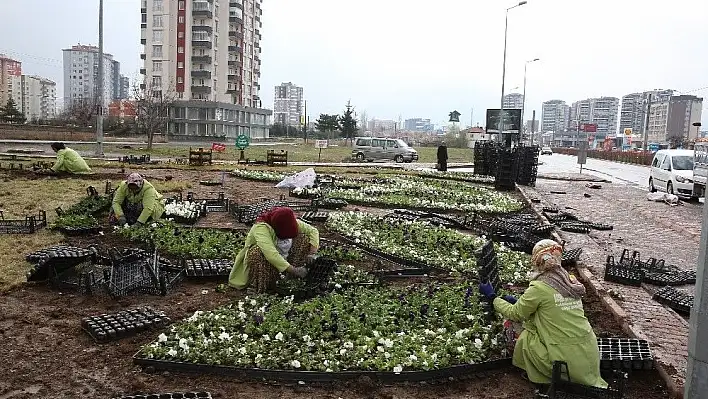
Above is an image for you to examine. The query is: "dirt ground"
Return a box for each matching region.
[0,169,670,398]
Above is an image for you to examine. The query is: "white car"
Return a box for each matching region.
[649,149,695,198]
[541,147,553,155]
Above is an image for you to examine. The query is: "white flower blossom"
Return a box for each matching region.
[158,333,167,343]
[167,349,178,357]
[474,338,483,349]
[218,332,231,340]
[275,332,284,341]
[291,360,301,368]
[393,365,403,373]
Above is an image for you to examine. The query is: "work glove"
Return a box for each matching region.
[478,282,496,300]
[502,295,518,304]
[291,267,308,279]
[117,216,128,226]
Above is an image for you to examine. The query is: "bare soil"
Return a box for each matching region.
[0,169,670,398]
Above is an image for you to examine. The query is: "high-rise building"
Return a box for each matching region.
[62,44,121,109]
[619,89,674,136]
[273,82,303,126]
[368,119,397,133]
[140,0,270,138]
[647,95,703,144]
[570,97,619,138]
[20,75,56,121]
[502,93,524,109]
[0,54,22,107]
[541,100,570,133]
[118,76,130,99]
[404,118,432,132]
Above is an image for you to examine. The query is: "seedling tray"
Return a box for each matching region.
[82,307,169,343]
[619,249,641,267]
[301,211,330,222]
[546,361,624,399]
[26,245,98,281]
[233,199,288,224]
[186,192,229,212]
[115,392,212,399]
[184,259,231,277]
[653,286,693,316]
[597,338,653,371]
[644,270,696,286]
[561,248,583,267]
[49,262,107,295]
[604,264,644,287]
[133,353,512,383]
[558,222,591,234]
[315,198,348,210]
[0,210,47,234]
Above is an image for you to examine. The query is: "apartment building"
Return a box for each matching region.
[119,76,131,99]
[0,54,22,107]
[619,89,674,135]
[273,82,303,126]
[62,44,123,109]
[140,0,270,139]
[404,118,432,132]
[368,119,397,133]
[647,95,703,143]
[20,75,56,121]
[502,93,524,110]
[570,97,619,138]
[541,100,570,133]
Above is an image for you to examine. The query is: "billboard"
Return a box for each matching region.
[485,109,521,133]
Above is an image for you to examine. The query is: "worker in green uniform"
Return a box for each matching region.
[229,207,319,293]
[109,173,164,226]
[479,239,606,389]
[45,142,91,174]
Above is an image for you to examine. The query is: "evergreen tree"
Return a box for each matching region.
[339,101,358,145]
[315,114,340,141]
[0,97,26,124]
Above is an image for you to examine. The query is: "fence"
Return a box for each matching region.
[552,148,654,166]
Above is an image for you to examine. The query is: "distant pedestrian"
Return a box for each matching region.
[437,142,448,171]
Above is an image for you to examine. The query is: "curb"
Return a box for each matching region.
[516,184,685,398]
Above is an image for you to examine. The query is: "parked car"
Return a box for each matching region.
[649,149,696,198]
[351,137,419,163]
[541,147,553,155]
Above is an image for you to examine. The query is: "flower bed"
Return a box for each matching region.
[231,169,287,182]
[326,212,529,282]
[326,177,523,214]
[117,221,245,259]
[52,214,100,236]
[290,187,322,199]
[416,170,495,185]
[138,283,507,373]
[164,200,207,224]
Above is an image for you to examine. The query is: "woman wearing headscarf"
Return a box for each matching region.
[479,239,606,388]
[47,142,92,174]
[229,207,319,293]
[110,173,164,226]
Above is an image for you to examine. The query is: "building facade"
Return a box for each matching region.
[273,82,303,126]
[569,97,619,138]
[619,89,674,136]
[541,100,570,134]
[62,44,121,110]
[647,95,703,144]
[20,75,56,121]
[119,76,131,99]
[141,0,269,138]
[0,54,22,107]
[404,118,432,132]
[502,93,524,110]
[368,119,397,134]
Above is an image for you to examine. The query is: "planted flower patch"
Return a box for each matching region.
[231,169,287,182]
[117,221,245,259]
[164,201,207,224]
[139,283,506,372]
[326,212,530,282]
[51,214,100,235]
[326,177,523,214]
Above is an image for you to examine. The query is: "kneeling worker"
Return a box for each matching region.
[110,173,164,226]
[47,142,92,174]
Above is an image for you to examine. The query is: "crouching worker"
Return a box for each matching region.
[39,142,92,174]
[109,173,164,226]
[229,207,319,293]
[479,239,606,389]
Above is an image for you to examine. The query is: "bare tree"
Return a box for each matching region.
[133,82,177,150]
[62,98,98,127]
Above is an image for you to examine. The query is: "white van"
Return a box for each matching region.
[649,149,695,198]
[351,137,419,163]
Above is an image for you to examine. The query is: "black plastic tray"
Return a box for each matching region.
[115,392,212,399]
[653,286,693,316]
[82,307,169,343]
[337,235,437,272]
[184,259,231,277]
[597,338,653,370]
[301,211,330,222]
[546,361,624,399]
[133,354,512,383]
[562,248,583,267]
[186,192,230,212]
[604,265,644,287]
[0,210,47,234]
[643,270,696,286]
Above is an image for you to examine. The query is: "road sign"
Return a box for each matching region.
[578,141,588,167]
[235,134,250,150]
[314,140,328,149]
[211,142,226,152]
[580,123,597,133]
[624,128,633,136]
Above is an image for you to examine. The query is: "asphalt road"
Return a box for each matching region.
[537,154,651,187]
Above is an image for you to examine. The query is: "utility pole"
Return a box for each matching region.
[686,199,708,398]
[530,110,536,145]
[643,93,652,151]
[303,99,307,143]
[95,0,105,156]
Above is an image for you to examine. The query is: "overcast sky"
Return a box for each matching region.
[2,0,706,128]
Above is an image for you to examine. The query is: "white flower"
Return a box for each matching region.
[339,348,347,355]
[179,338,189,350]
[334,283,342,289]
[377,346,385,353]
[457,346,466,353]
[291,360,301,368]
[491,338,498,346]
[474,338,483,349]
[393,365,403,373]
[409,354,417,361]
[466,315,475,321]
[150,222,157,228]
[250,299,257,306]
[302,335,311,342]
[158,333,167,343]
[167,349,178,357]
[343,341,354,349]
[275,332,284,341]
[218,332,231,340]
[241,333,248,341]
[238,347,247,355]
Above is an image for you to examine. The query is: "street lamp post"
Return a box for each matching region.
[499,1,528,144]
[521,58,539,144]
[95,0,104,156]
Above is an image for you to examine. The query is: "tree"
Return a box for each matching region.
[315,114,340,141]
[339,101,358,145]
[61,99,98,127]
[359,110,368,134]
[0,97,26,124]
[133,83,176,150]
[269,123,300,138]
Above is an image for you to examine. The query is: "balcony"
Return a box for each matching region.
[229,1,242,7]
[140,68,146,75]
[229,16,243,23]
[141,23,147,29]
[191,55,212,63]
[228,45,240,52]
[227,74,238,81]
[192,1,213,19]
[140,39,146,45]
[192,25,213,34]
[191,85,212,94]
[140,54,146,60]
[229,31,244,39]
[226,88,239,94]
[191,40,213,49]
[228,60,242,67]
[191,70,212,79]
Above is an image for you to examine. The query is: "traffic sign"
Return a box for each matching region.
[235,134,250,150]
[624,128,633,136]
[314,140,328,149]
[580,123,597,133]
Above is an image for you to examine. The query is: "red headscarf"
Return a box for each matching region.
[256,207,299,239]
